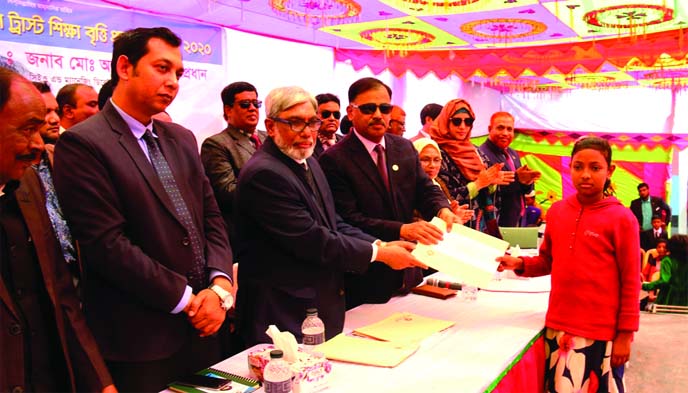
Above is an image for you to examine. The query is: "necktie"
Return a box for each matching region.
[36,156,79,286]
[301,164,324,208]
[373,144,389,191]
[142,129,206,291]
[251,133,262,149]
[504,149,525,224]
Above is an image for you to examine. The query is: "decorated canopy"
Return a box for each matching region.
[90,0,688,90]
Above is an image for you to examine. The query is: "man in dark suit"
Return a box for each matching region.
[640,215,669,251]
[312,93,343,158]
[319,77,456,309]
[234,86,425,347]
[1,68,114,392]
[53,27,234,391]
[630,182,671,231]
[479,111,541,227]
[201,81,266,247]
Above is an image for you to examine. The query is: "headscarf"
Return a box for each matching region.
[428,98,483,181]
[413,137,441,184]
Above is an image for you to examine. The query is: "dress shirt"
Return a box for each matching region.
[352,128,386,165]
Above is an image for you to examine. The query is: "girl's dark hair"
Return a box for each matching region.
[667,234,688,264]
[571,136,614,196]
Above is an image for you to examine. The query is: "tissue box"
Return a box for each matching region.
[247,345,331,393]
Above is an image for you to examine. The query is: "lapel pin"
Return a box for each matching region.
[392,164,399,171]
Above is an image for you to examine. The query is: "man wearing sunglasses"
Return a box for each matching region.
[387,105,406,137]
[201,81,267,248]
[478,111,541,227]
[319,77,457,309]
[312,93,343,158]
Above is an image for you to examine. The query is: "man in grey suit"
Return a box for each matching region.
[201,81,267,247]
[53,27,234,391]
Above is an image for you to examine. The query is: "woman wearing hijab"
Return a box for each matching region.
[413,137,473,223]
[428,99,512,236]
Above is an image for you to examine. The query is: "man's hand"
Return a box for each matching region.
[102,384,118,393]
[611,331,633,367]
[516,165,541,185]
[450,201,473,224]
[475,163,504,189]
[400,220,444,245]
[185,289,226,337]
[376,241,427,270]
[437,207,457,233]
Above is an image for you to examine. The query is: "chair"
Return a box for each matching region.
[641,248,658,272]
[499,227,539,249]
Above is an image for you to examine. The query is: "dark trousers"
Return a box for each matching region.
[107,333,222,392]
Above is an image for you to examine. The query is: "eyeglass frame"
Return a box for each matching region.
[320,110,341,120]
[233,99,263,109]
[450,117,475,127]
[270,117,323,133]
[351,103,394,115]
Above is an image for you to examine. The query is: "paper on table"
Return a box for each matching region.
[353,312,455,343]
[412,217,510,287]
[318,334,419,368]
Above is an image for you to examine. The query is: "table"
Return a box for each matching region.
[212,274,551,393]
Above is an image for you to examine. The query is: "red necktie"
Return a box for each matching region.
[251,133,262,149]
[374,144,389,191]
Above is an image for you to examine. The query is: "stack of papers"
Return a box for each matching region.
[318,312,454,368]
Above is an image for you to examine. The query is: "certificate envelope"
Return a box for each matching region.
[412,217,509,287]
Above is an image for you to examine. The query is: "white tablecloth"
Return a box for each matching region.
[212,274,550,393]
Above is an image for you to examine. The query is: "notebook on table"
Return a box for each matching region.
[168,367,259,393]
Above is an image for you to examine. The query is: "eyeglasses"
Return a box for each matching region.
[320,110,341,120]
[234,99,262,109]
[450,117,474,127]
[351,103,393,115]
[419,157,442,165]
[271,117,323,133]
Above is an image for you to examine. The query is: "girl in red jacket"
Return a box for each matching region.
[497,136,640,393]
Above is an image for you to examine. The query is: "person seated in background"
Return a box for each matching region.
[640,215,669,251]
[522,190,542,227]
[640,238,668,311]
[56,83,100,131]
[32,81,61,145]
[428,98,511,237]
[642,234,688,307]
[387,105,406,136]
[312,93,343,158]
[412,137,472,223]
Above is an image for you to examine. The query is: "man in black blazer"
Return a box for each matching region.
[630,182,671,231]
[312,93,343,159]
[234,86,424,347]
[319,77,456,309]
[1,67,114,393]
[53,27,233,391]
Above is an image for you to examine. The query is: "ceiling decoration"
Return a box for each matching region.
[93,0,688,90]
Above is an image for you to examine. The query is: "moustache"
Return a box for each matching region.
[15,152,38,162]
[369,120,387,127]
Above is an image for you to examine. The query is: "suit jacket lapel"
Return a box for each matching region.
[104,104,184,228]
[227,126,255,158]
[384,135,401,217]
[307,157,335,229]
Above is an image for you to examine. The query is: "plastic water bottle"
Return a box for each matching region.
[263,350,293,393]
[301,308,325,352]
[537,223,546,250]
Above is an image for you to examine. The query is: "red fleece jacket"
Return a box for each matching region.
[520,195,640,341]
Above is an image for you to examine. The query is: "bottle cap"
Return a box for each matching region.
[306,308,318,316]
[269,349,283,359]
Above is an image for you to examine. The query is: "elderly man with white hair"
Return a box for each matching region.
[233,86,425,347]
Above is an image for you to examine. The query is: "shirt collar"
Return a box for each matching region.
[110,98,154,139]
[353,128,386,156]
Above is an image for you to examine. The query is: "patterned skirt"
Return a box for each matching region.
[544,328,625,393]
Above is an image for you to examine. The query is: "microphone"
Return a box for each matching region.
[426,278,462,290]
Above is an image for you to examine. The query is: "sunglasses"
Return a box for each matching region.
[352,103,393,115]
[235,99,262,109]
[450,117,474,127]
[321,110,341,120]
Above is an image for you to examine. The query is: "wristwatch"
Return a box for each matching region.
[209,284,234,311]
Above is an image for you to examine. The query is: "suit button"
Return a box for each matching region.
[339,289,345,296]
[11,386,24,393]
[9,323,22,336]
[182,237,190,246]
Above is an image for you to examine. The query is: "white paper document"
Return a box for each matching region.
[412,217,510,287]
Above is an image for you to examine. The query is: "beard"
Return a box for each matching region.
[273,132,314,161]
